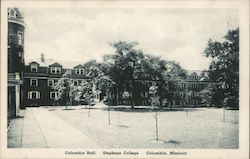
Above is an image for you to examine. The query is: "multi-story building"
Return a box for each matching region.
[169,71,211,107]
[23,56,96,107]
[108,71,211,107]
[23,55,212,107]
[8,8,25,119]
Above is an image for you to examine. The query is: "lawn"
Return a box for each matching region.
[49,106,239,149]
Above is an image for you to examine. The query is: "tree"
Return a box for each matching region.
[76,80,95,117]
[108,41,143,108]
[52,73,76,109]
[185,90,193,116]
[105,40,187,108]
[122,91,131,105]
[164,61,187,80]
[83,60,102,78]
[95,73,115,125]
[163,61,187,108]
[199,84,214,107]
[203,28,239,109]
[149,82,161,141]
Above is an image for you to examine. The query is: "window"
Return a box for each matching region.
[48,79,59,86]
[50,92,58,99]
[149,82,152,86]
[56,68,61,74]
[79,80,84,85]
[18,51,23,58]
[74,80,78,86]
[80,69,84,74]
[76,69,79,74]
[31,64,38,72]
[18,32,23,45]
[30,79,38,86]
[48,79,54,86]
[50,67,61,74]
[51,67,56,73]
[180,91,184,97]
[65,69,72,75]
[182,83,186,88]
[10,9,16,18]
[75,68,84,75]
[28,91,40,99]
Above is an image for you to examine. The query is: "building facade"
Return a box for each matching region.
[8,8,25,119]
[169,71,212,107]
[107,71,211,107]
[23,56,212,107]
[23,58,96,107]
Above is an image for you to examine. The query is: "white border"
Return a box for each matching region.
[1,0,249,159]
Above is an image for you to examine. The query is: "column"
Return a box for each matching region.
[15,73,20,117]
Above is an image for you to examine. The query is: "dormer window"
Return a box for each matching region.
[75,68,84,75]
[51,67,61,74]
[31,64,38,72]
[29,62,39,72]
[65,69,72,75]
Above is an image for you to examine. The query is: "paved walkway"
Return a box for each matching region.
[8,108,99,148]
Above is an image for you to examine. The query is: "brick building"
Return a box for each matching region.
[23,56,96,106]
[169,71,212,107]
[8,8,25,119]
[23,55,212,107]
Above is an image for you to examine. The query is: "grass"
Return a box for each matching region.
[50,106,239,149]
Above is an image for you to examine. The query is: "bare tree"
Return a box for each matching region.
[149,82,161,141]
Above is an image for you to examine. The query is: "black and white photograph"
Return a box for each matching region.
[1,0,249,159]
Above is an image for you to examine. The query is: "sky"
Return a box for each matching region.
[21,8,238,70]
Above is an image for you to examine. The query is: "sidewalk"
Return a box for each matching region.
[8,108,99,148]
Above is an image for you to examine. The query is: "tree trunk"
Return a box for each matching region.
[116,85,119,106]
[70,97,72,106]
[223,108,226,122]
[131,80,135,109]
[131,92,135,109]
[88,106,90,117]
[155,112,159,141]
[108,106,111,125]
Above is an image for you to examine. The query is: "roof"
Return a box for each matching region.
[49,62,62,67]
[74,64,84,68]
[29,61,39,65]
[8,8,24,23]
[26,58,84,69]
[187,70,203,76]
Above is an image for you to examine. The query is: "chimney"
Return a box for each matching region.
[41,53,45,62]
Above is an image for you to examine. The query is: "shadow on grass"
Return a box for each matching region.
[226,108,239,110]
[62,108,75,111]
[222,121,239,124]
[48,109,57,111]
[102,107,203,113]
[48,108,75,111]
[149,139,182,145]
[116,124,129,128]
[165,140,182,145]
[80,107,98,110]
